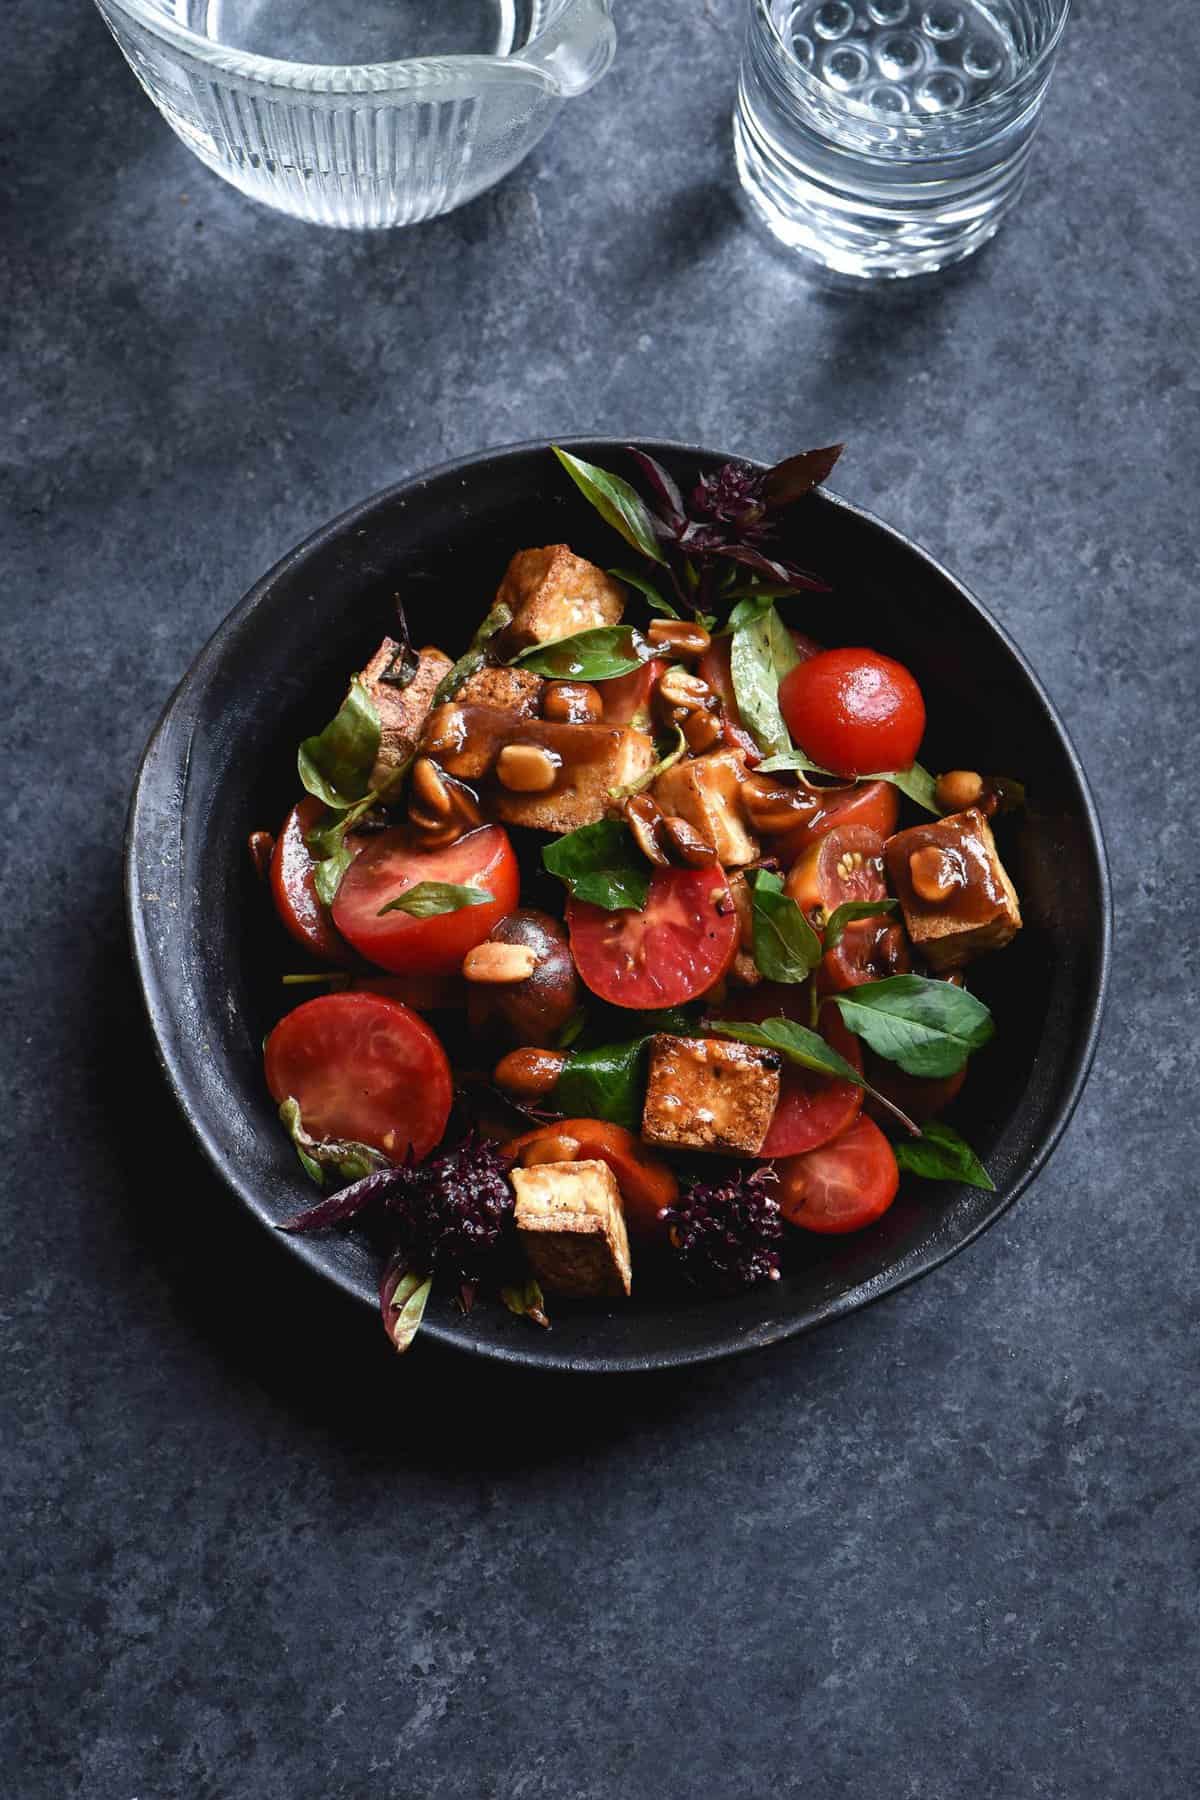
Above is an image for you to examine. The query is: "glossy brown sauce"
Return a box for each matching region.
[885,809,1008,926]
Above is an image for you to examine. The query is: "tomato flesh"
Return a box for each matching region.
[504,1119,678,1242]
[863,1051,967,1126]
[785,825,887,926]
[264,992,453,1160]
[332,824,519,975]
[600,658,667,726]
[270,797,357,965]
[779,647,926,779]
[818,917,911,994]
[721,985,863,1158]
[773,779,900,864]
[777,1115,900,1235]
[567,865,738,1009]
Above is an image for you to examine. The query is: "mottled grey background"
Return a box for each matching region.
[4,1,1198,1795]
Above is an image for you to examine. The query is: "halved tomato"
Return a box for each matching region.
[784,825,887,926]
[777,1115,900,1234]
[863,1050,967,1126]
[270,797,357,965]
[773,779,900,864]
[264,991,452,1160]
[599,658,667,726]
[818,917,911,994]
[504,1118,678,1241]
[567,864,738,1009]
[720,985,864,1158]
[332,824,519,975]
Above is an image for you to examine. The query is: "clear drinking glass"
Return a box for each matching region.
[93,0,616,228]
[733,0,1070,279]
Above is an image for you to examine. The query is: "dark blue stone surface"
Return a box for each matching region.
[3,2,1197,1793]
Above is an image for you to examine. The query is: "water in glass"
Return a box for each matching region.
[734,0,1069,278]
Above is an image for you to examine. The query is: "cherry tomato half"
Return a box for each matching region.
[600,658,667,727]
[504,1119,678,1242]
[270,797,357,965]
[567,864,738,1009]
[777,1115,900,1235]
[785,825,888,927]
[863,1050,967,1127]
[264,992,453,1160]
[332,824,519,976]
[773,778,900,864]
[818,917,911,994]
[720,984,864,1158]
[779,647,926,779]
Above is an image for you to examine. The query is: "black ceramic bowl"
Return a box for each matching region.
[126,439,1110,1372]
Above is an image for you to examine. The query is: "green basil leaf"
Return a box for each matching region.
[748,869,822,984]
[500,1278,550,1328]
[723,582,811,605]
[824,897,901,950]
[755,748,833,777]
[542,820,650,913]
[552,1037,650,1132]
[376,881,493,919]
[880,762,940,814]
[609,723,687,801]
[556,1007,588,1051]
[297,676,381,810]
[382,1269,432,1354]
[278,1097,387,1187]
[305,792,377,908]
[512,625,646,682]
[634,1007,704,1037]
[831,974,994,1077]
[431,600,513,706]
[894,1122,995,1191]
[705,1016,919,1136]
[609,567,678,618]
[729,604,801,757]
[552,447,668,565]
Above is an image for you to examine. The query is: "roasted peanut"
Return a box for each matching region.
[411,755,453,817]
[496,743,560,793]
[623,793,669,865]
[935,769,985,812]
[647,619,712,660]
[409,761,482,847]
[542,679,603,724]
[520,1135,582,1168]
[740,772,815,836]
[657,667,712,713]
[493,1046,567,1101]
[661,814,718,867]
[463,941,539,984]
[682,705,723,753]
[909,845,961,904]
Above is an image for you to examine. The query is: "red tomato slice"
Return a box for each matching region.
[773,778,900,863]
[778,647,926,779]
[264,992,452,1160]
[567,864,738,1009]
[863,1051,967,1126]
[504,1119,678,1242]
[600,658,667,726]
[332,824,519,975]
[721,985,863,1158]
[785,825,887,925]
[777,1115,900,1234]
[270,797,357,965]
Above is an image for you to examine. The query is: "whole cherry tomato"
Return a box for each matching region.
[779,647,926,778]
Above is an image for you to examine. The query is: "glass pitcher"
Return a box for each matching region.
[93,0,617,228]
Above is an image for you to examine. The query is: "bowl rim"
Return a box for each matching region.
[125,436,1112,1373]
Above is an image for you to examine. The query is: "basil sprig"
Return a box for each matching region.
[609,566,679,618]
[513,625,646,682]
[376,881,493,920]
[705,1015,918,1135]
[756,748,941,816]
[297,675,381,810]
[729,602,801,757]
[552,447,667,565]
[431,600,513,706]
[748,869,821,983]
[552,1038,651,1132]
[823,897,901,950]
[830,975,994,1077]
[542,820,650,913]
[894,1122,995,1191]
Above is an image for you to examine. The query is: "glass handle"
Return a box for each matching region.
[524,0,616,97]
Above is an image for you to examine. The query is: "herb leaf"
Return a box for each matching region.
[377,881,493,919]
[824,897,901,950]
[706,1015,919,1135]
[513,625,645,682]
[552,1037,650,1132]
[748,869,822,983]
[762,444,845,507]
[729,603,801,757]
[609,567,679,619]
[297,676,381,811]
[500,1278,550,1328]
[895,1122,995,1191]
[755,748,941,815]
[542,820,650,913]
[552,447,668,565]
[831,975,994,1077]
[431,600,513,707]
[278,1097,387,1189]
[610,724,686,802]
[381,1263,433,1355]
[304,793,376,908]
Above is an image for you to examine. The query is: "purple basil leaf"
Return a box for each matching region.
[763,444,845,508]
[723,544,829,591]
[626,448,686,529]
[280,1164,404,1233]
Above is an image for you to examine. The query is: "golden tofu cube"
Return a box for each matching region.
[497,545,626,651]
[885,807,1022,971]
[361,640,453,796]
[492,724,655,834]
[652,748,760,867]
[641,1035,781,1156]
[455,664,543,717]
[512,1159,632,1299]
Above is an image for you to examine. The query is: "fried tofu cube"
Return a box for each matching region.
[512,1159,632,1299]
[641,1035,781,1156]
[455,664,543,717]
[885,807,1022,972]
[492,723,656,834]
[497,545,626,651]
[361,640,453,796]
[652,748,760,867]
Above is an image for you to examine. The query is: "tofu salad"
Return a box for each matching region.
[253,446,1024,1351]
